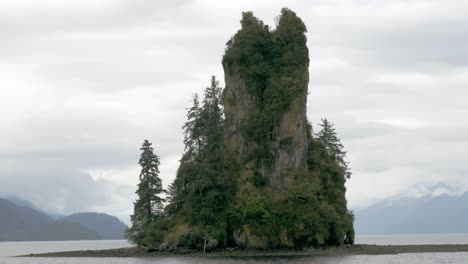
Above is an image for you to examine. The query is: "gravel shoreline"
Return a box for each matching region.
[20,244,468,258]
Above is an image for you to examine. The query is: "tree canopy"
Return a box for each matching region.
[316,118,352,180]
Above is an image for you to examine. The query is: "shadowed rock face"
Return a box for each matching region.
[222,10,310,190]
[222,64,257,164]
[219,9,354,249]
[273,69,309,179]
[221,9,320,248]
[223,67,310,190]
[165,9,353,250]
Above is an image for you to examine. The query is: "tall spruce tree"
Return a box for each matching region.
[127,140,165,246]
[165,94,202,217]
[167,76,230,248]
[183,93,202,160]
[195,76,226,225]
[316,119,351,179]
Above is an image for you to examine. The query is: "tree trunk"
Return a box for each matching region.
[203,236,207,253]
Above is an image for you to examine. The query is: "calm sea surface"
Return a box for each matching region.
[356,233,468,245]
[1,235,468,264]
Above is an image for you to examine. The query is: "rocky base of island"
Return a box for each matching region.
[21,244,468,258]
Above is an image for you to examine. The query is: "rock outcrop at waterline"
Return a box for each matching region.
[162,8,354,250]
[222,9,353,248]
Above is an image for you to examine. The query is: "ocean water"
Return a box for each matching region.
[1,235,468,264]
[356,233,468,245]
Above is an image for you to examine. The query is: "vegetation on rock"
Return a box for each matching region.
[127,8,354,251]
[223,9,309,169]
[166,76,233,250]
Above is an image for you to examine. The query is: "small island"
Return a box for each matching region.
[23,8,468,258]
[23,244,468,258]
[124,8,354,252]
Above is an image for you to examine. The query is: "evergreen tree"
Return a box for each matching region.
[167,76,230,248]
[166,94,203,217]
[316,119,351,179]
[127,140,165,246]
[195,76,226,225]
[183,93,202,161]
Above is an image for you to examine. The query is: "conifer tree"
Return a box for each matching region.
[166,94,202,216]
[183,94,202,160]
[127,140,165,245]
[195,76,226,225]
[316,119,351,179]
[167,76,230,247]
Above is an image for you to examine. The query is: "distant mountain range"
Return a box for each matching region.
[5,196,64,219]
[354,192,468,235]
[0,198,127,241]
[64,212,127,240]
[7,192,468,240]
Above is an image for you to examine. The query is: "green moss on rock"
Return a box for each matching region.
[162,8,354,251]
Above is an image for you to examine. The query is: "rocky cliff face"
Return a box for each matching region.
[272,70,309,182]
[221,9,353,248]
[223,9,310,189]
[222,64,257,164]
[164,9,353,251]
[223,68,310,190]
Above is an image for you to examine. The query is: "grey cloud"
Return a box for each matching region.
[310,13,468,71]
[1,0,467,218]
[0,0,192,37]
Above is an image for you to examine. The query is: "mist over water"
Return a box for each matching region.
[2,236,468,264]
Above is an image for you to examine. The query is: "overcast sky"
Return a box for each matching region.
[1,0,467,224]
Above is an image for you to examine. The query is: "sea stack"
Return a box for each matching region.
[165,8,354,250]
[221,8,353,248]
